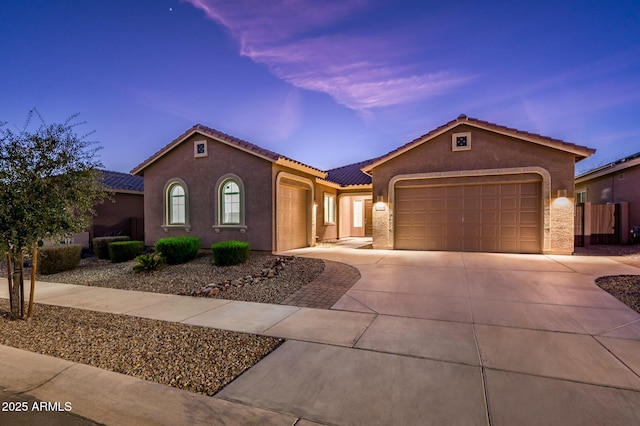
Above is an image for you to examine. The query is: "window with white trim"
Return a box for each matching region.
[577,190,587,204]
[221,180,241,224]
[353,200,363,227]
[168,183,186,225]
[324,194,335,224]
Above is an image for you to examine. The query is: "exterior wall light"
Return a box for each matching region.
[553,189,572,208]
[375,194,386,211]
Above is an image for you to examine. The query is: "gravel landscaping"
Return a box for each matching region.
[31,252,325,305]
[0,300,282,396]
[0,252,324,398]
[577,244,640,314]
[596,275,640,313]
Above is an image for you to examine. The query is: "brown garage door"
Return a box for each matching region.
[395,181,541,253]
[277,184,308,251]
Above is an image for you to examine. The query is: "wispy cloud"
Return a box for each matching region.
[184,0,469,111]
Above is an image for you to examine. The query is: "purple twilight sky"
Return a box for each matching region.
[1,0,639,174]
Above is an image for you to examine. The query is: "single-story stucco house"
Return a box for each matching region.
[131,114,594,255]
[575,151,640,244]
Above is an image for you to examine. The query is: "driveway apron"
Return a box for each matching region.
[219,245,640,425]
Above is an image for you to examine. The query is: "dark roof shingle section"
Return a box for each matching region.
[100,170,144,192]
[326,159,374,186]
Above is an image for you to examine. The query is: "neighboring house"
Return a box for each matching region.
[575,151,640,244]
[132,115,594,255]
[84,170,144,245]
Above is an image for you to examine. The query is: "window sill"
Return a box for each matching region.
[162,225,191,232]
[213,225,248,234]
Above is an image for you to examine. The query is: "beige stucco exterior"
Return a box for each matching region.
[140,133,274,250]
[133,116,593,255]
[364,123,591,255]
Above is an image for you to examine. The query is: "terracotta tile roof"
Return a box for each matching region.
[362,114,596,171]
[131,124,324,176]
[192,124,282,161]
[326,159,374,186]
[100,170,144,192]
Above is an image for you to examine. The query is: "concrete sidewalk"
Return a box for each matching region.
[2,248,640,425]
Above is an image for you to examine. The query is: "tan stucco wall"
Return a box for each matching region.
[142,134,273,251]
[315,183,338,242]
[271,164,322,250]
[370,125,577,254]
[338,193,372,238]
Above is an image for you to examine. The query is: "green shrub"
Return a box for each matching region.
[93,236,130,259]
[38,244,82,275]
[108,241,145,263]
[212,240,250,266]
[133,253,163,273]
[155,236,201,265]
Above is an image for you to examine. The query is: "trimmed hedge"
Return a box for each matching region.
[155,236,201,265]
[93,236,130,259]
[108,241,145,263]
[212,240,250,266]
[38,244,82,275]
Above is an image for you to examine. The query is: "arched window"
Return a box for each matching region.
[168,183,186,225]
[221,180,241,224]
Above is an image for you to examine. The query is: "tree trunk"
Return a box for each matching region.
[9,252,25,320]
[27,244,38,320]
[6,253,13,316]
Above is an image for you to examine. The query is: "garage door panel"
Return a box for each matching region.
[521,198,539,209]
[500,240,518,252]
[464,210,481,225]
[428,212,446,223]
[277,185,308,251]
[396,199,413,210]
[464,197,481,210]
[500,198,518,209]
[521,182,539,195]
[428,199,445,210]
[395,181,541,253]
[500,211,517,223]
[520,226,539,239]
[520,211,539,224]
[428,225,443,238]
[446,211,463,224]
[519,241,540,253]
[500,226,517,238]
[500,184,517,195]
[446,198,462,210]
[482,198,498,209]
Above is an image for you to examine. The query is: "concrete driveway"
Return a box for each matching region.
[2,242,640,425]
[218,244,640,425]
